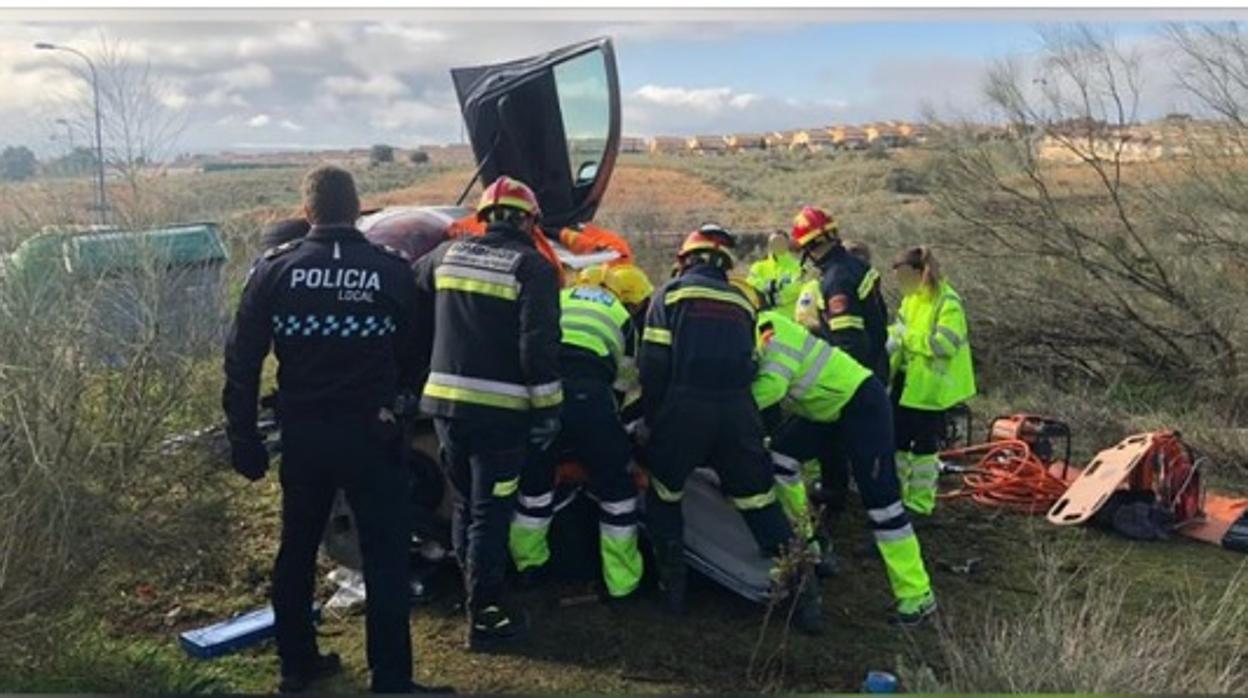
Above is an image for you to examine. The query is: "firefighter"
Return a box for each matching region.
[747,231,804,319]
[888,246,976,515]
[790,205,890,543]
[412,175,562,651]
[639,224,821,634]
[223,166,449,693]
[509,263,654,600]
[747,297,937,626]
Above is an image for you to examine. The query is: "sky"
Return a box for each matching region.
[0,9,1241,156]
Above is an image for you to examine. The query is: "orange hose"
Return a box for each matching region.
[938,439,1070,514]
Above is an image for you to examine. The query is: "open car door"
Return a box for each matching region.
[452,37,620,232]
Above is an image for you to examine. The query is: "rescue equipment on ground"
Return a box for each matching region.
[179,604,321,659]
[938,415,1073,513]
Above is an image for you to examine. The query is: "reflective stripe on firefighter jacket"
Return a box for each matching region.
[747,252,804,319]
[893,280,976,410]
[751,310,873,423]
[413,220,563,422]
[559,284,633,384]
[638,263,757,413]
[803,243,889,379]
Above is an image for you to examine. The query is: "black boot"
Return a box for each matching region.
[278,652,342,693]
[466,602,530,652]
[653,539,687,615]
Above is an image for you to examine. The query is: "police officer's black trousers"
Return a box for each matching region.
[645,388,795,557]
[433,417,524,612]
[275,411,412,691]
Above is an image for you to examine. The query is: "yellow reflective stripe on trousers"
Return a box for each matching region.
[528,381,563,408]
[665,286,757,317]
[827,314,865,331]
[652,477,682,502]
[732,489,777,510]
[493,477,519,497]
[857,267,880,300]
[643,326,672,345]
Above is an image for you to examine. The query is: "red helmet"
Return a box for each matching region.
[677,223,737,269]
[477,175,541,221]
[790,205,838,249]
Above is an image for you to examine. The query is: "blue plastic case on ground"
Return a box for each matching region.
[179,604,321,659]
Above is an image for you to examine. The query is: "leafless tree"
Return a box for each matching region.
[924,25,1244,402]
[62,34,189,225]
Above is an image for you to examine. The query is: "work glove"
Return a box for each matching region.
[625,418,650,448]
[529,416,561,452]
[230,438,269,481]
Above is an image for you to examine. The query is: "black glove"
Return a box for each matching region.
[230,439,269,481]
[529,416,561,451]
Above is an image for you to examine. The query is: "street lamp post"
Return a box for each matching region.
[36,42,107,225]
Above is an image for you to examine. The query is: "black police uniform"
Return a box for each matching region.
[222,223,419,692]
[412,219,562,619]
[638,263,795,563]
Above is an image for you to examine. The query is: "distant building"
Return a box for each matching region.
[648,136,687,155]
[765,131,795,149]
[865,123,905,148]
[725,133,767,151]
[687,134,730,154]
[619,136,647,154]
[790,128,836,152]
[829,126,868,150]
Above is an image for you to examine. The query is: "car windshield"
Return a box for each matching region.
[554,49,610,188]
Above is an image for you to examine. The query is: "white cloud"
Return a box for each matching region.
[361,23,448,45]
[633,84,762,113]
[216,62,274,91]
[322,73,409,100]
[369,98,456,131]
[279,118,303,132]
[247,113,271,128]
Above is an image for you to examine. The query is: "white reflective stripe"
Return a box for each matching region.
[436,264,519,289]
[775,471,803,486]
[760,360,796,380]
[600,522,638,540]
[513,513,552,530]
[767,341,805,363]
[873,523,916,543]
[519,492,554,509]
[770,451,802,474]
[599,497,637,516]
[528,381,562,398]
[428,372,529,398]
[562,306,626,348]
[930,326,962,358]
[799,334,817,355]
[867,501,907,523]
[789,345,832,399]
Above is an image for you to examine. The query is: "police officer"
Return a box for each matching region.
[750,304,937,626]
[509,263,653,600]
[223,166,448,693]
[639,224,820,634]
[412,175,562,652]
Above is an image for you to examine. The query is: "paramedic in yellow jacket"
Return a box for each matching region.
[888,246,976,516]
[748,232,804,319]
[748,299,937,626]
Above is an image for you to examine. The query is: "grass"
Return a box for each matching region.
[4,462,1241,694]
[2,152,1247,693]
